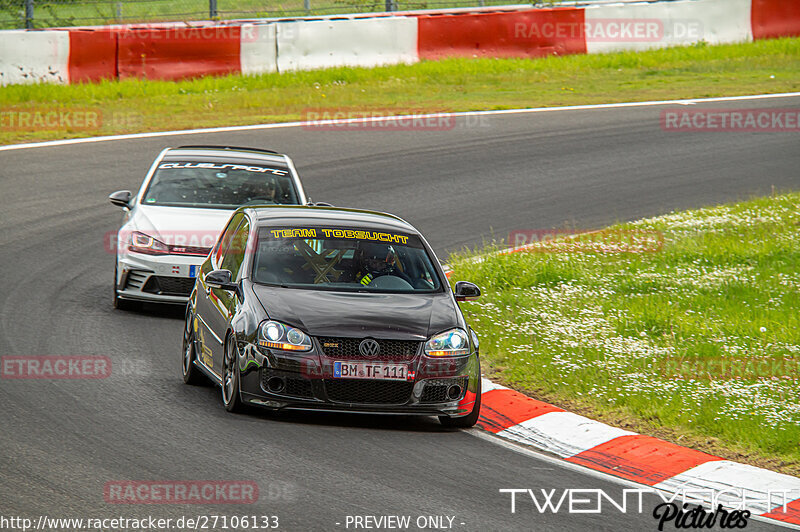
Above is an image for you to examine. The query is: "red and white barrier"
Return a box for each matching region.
[1,0,799,85]
[418,7,585,60]
[584,0,752,54]
[240,24,278,75]
[752,0,800,40]
[0,30,69,85]
[117,27,241,81]
[68,29,117,83]
[275,17,418,72]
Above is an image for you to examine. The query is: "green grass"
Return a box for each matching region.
[2,37,800,145]
[448,192,800,474]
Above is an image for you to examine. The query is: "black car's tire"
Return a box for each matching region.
[113,263,136,311]
[182,323,205,385]
[439,383,482,428]
[222,335,245,413]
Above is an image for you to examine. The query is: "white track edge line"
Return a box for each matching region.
[2,91,800,151]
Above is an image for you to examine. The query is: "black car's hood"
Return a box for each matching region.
[251,285,459,340]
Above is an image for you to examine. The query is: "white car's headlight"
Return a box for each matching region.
[128,231,170,255]
[258,320,312,352]
[424,328,470,357]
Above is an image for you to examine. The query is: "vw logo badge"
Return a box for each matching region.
[359,339,380,357]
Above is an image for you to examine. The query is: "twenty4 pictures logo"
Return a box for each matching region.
[499,487,798,529]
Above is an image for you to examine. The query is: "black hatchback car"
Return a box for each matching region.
[182,205,483,427]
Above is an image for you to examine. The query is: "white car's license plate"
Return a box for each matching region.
[333,361,408,381]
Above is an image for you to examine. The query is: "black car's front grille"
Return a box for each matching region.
[260,369,314,399]
[317,337,420,361]
[324,379,413,405]
[420,377,469,403]
[142,276,195,297]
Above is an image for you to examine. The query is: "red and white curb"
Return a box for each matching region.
[2,0,798,85]
[477,378,800,526]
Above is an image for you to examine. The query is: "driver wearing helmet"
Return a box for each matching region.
[234,174,280,205]
[355,242,413,286]
[263,178,281,203]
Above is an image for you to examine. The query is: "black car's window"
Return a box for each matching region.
[213,213,244,268]
[220,218,250,281]
[252,227,442,293]
[142,161,299,208]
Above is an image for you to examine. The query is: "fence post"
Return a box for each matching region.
[304,0,310,12]
[25,0,34,29]
[385,0,396,12]
[209,0,218,18]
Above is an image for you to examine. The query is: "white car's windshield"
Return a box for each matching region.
[251,227,443,293]
[142,161,300,208]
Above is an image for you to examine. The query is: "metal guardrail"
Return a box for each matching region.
[1,0,680,30]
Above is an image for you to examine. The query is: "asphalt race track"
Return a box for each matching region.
[1,95,799,531]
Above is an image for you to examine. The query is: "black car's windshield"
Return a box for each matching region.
[252,227,442,293]
[142,161,300,208]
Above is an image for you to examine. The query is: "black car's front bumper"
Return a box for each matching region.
[236,341,480,417]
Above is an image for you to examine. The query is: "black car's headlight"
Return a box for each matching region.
[424,328,470,357]
[258,320,312,352]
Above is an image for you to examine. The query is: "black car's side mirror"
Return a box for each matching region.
[454,281,481,301]
[109,190,132,209]
[205,269,239,292]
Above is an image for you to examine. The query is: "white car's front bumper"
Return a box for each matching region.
[116,251,205,304]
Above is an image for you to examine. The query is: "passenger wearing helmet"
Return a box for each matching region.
[355,242,413,287]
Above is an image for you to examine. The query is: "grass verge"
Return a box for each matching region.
[447,192,800,475]
[2,37,800,145]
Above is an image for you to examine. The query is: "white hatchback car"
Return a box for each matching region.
[109,146,309,309]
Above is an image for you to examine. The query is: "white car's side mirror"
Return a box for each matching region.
[109,190,132,209]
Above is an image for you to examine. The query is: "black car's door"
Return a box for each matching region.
[195,212,244,380]
[208,215,251,371]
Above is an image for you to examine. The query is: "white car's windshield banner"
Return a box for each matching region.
[159,162,288,175]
